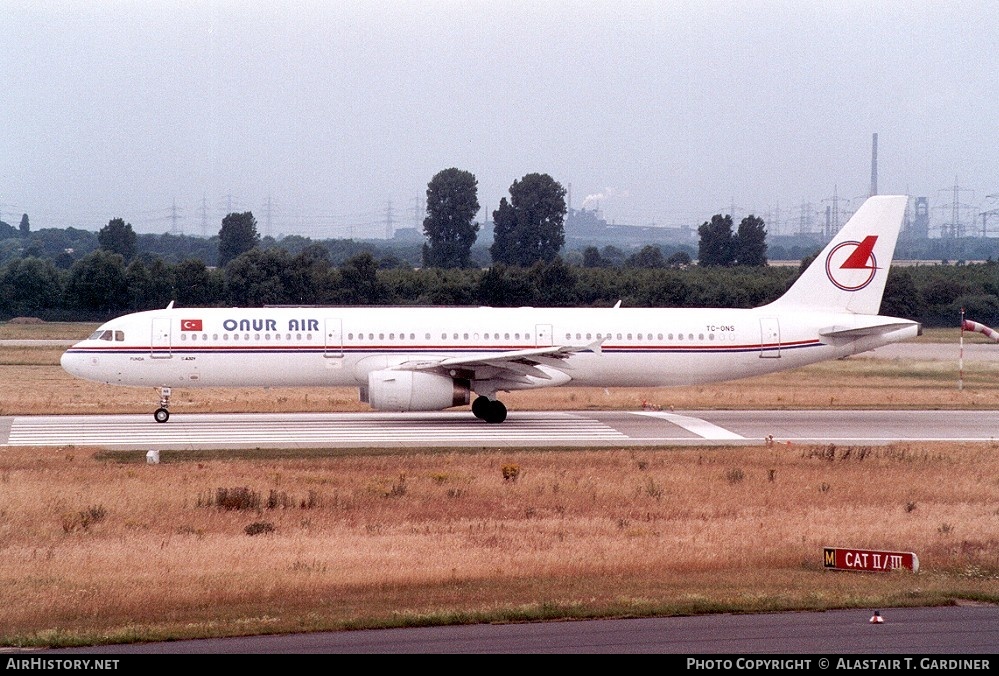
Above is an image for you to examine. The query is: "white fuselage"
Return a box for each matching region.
[60,305,920,394]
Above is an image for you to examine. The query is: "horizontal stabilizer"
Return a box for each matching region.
[819,321,921,339]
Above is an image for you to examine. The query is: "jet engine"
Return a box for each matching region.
[365,370,470,411]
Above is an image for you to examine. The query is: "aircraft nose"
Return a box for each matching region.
[60,347,91,378]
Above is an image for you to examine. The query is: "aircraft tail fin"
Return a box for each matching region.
[767,195,909,315]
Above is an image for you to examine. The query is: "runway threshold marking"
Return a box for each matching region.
[631,411,745,440]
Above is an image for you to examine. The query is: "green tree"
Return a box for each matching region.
[490,198,516,265]
[422,168,480,268]
[54,251,75,270]
[218,212,260,267]
[640,271,692,307]
[338,252,388,304]
[490,173,566,266]
[697,214,735,267]
[626,245,665,269]
[474,265,536,307]
[581,246,603,268]
[223,248,295,306]
[98,218,138,262]
[287,245,338,305]
[600,245,626,267]
[534,257,577,306]
[64,250,128,312]
[881,268,923,319]
[125,258,175,310]
[0,257,63,315]
[735,215,768,266]
[665,250,692,268]
[174,259,223,307]
[19,214,30,237]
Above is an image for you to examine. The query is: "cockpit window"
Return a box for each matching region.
[88,330,125,341]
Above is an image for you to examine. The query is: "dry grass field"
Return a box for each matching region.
[1,321,998,648]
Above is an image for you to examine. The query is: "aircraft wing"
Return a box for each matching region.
[393,341,603,385]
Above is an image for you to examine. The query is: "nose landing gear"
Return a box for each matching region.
[153,387,171,423]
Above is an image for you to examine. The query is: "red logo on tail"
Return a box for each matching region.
[825,237,879,291]
[839,235,878,269]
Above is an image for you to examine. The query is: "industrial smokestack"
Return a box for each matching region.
[870,133,878,197]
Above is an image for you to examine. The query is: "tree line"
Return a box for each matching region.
[1,243,995,328]
[2,168,997,327]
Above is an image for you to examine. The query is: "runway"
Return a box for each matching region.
[1,408,996,449]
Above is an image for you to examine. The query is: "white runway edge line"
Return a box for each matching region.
[632,411,746,440]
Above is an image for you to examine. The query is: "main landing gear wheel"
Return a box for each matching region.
[153,386,172,423]
[471,396,491,419]
[472,396,507,424]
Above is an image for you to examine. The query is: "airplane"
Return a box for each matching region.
[61,194,920,424]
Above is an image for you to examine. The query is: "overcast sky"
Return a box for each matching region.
[2,1,997,239]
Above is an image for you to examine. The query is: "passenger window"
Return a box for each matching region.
[223,334,229,341]
[463,333,469,340]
